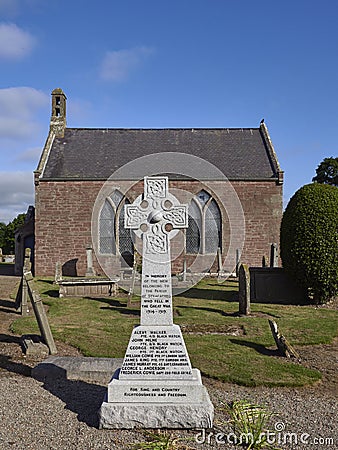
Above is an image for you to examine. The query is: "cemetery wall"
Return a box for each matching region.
[34,179,282,276]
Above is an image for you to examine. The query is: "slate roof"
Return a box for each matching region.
[41,127,281,181]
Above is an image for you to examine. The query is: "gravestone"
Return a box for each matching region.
[85,244,96,277]
[235,248,241,277]
[21,248,32,316]
[99,176,214,429]
[238,263,250,315]
[55,261,62,283]
[270,243,279,268]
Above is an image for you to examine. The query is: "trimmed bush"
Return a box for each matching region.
[280,183,338,303]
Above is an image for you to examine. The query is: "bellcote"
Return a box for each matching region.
[50,88,67,137]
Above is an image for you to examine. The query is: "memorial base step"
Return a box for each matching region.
[99,399,214,429]
[99,368,214,429]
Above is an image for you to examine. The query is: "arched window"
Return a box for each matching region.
[118,198,134,264]
[186,190,222,254]
[99,191,133,263]
[99,199,116,255]
[186,200,201,253]
[205,199,221,253]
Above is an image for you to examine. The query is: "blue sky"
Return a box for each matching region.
[0,0,337,223]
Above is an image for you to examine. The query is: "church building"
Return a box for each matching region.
[34,88,283,277]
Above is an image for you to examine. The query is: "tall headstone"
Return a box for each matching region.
[99,176,214,429]
[55,261,62,283]
[238,263,250,315]
[235,248,241,277]
[85,244,96,277]
[21,248,32,316]
[270,243,279,268]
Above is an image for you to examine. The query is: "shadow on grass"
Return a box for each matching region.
[229,338,280,357]
[179,287,238,302]
[86,297,140,316]
[37,279,54,285]
[177,304,239,317]
[87,297,126,307]
[100,306,140,316]
[43,290,59,298]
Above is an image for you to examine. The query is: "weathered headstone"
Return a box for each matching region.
[55,261,62,283]
[270,243,279,268]
[23,248,32,273]
[21,248,31,316]
[238,263,250,315]
[24,271,57,355]
[217,247,222,274]
[235,248,241,277]
[182,257,187,282]
[85,244,96,277]
[268,320,300,359]
[99,176,213,429]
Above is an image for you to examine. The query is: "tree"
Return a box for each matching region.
[280,183,338,304]
[312,157,338,186]
[0,222,6,250]
[2,213,26,254]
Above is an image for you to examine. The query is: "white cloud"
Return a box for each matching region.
[100,46,154,82]
[0,171,34,223]
[0,22,36,59]
[0,87,48,139]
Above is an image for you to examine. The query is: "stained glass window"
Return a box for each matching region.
[99,199,115,254]
[186,200,201,253]
[99,191,134,263]
[186,191,221,254]
[119,199,134,263]
[205,199,221,253]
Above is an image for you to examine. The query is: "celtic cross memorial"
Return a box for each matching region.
[99,176,214,429]
[125,176,188,326]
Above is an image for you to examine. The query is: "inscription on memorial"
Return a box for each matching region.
[119,325,193,379]
[142,274,171,316]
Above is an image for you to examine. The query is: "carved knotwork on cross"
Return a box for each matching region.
[124,177,188,258]
[124,176,188,326]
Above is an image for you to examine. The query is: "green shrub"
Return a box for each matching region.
[280,183,338,303]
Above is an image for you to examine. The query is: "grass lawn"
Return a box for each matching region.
[11,278,337,387]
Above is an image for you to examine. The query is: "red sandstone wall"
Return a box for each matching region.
[34,179,282,276]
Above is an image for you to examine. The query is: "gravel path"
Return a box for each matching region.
[0,276,337,449]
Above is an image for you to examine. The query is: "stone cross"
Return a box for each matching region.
[125,176,188,326]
